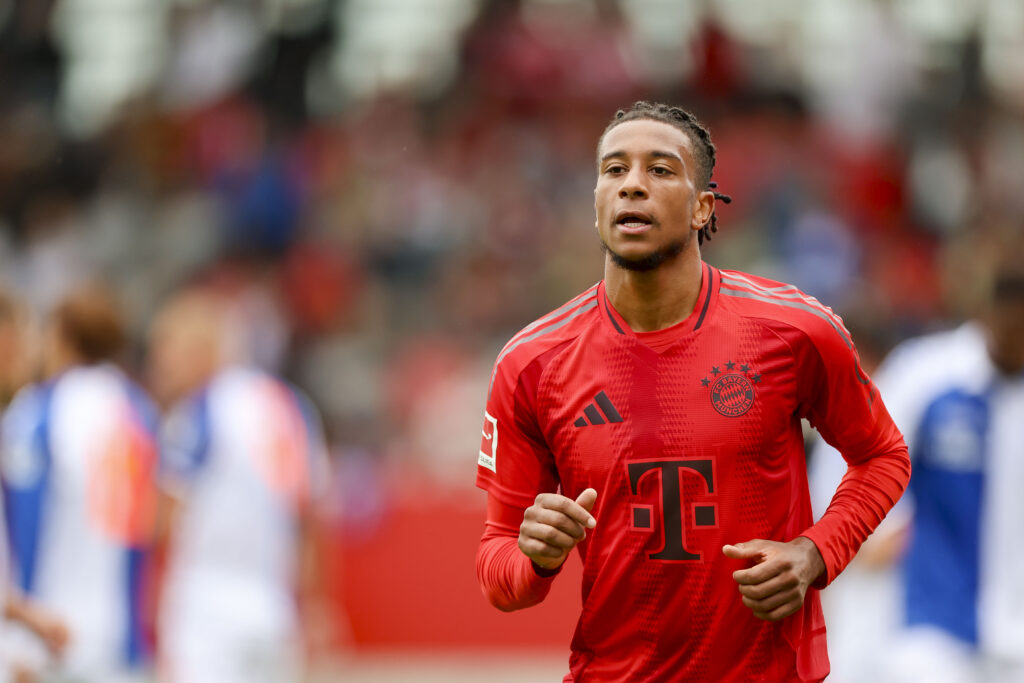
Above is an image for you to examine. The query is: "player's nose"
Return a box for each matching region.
[618,167,648,200]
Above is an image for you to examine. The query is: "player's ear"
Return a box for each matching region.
[692,189,715,230]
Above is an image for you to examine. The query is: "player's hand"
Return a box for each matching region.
[38,618,70,658]
[6,595,70,658]
[519,488,598,571]
[23,604,70,657]
[722,537,825,621]
[12,662,40,683]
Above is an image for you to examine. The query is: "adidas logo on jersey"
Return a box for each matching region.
[574,391,623,427]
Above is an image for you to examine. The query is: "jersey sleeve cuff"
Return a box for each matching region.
[530,560,563,578]
[797,530,836,589]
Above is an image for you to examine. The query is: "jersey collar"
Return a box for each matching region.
[599,262,720,351]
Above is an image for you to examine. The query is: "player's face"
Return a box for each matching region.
[987,294,1024,374]
[594,119,713,271]
[145,310,218,407]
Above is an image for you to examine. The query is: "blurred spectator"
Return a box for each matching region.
[147,288,327,683]
[0,284,159,682]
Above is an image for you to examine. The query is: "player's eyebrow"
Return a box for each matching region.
[600,149,684,164]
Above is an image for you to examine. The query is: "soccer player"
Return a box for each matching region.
[146,288,327,683]
[1,285,159,683]
[475,101,911,682]
[0,288,71,681]
[811,256,1024,683]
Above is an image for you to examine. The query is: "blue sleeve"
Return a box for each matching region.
[903,388,987,646]
[124,380,161,439]
[1,384,56,594]
[159,391,212,491]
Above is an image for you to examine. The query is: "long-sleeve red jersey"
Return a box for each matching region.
[475,264,910,682]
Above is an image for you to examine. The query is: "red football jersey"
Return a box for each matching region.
[476,263,909,682]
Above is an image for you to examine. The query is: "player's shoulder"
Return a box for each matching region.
[207,366,275,402]
[210,365,316,421]
[56,363,137,401]
[887,322,982,362]
[491,283,602,374]
[2,382,48,433]
[717,268,852,350]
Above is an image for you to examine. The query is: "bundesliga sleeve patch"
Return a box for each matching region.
[478,411,498,472]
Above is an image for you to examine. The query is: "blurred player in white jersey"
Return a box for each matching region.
[811,255,1024,683]
[1,286,159,683]
[0,289,71,683]
[146,288,327,683]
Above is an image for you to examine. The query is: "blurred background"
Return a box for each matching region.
[0,0,1022,680]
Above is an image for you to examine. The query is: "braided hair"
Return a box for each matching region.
[600,101,732,246]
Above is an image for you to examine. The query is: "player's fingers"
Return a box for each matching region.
[741,586,800,614]
[520,520,580,550]
[518,536,568,560]
[731,550,791,585]
[722,542,764,561]
[732,561,781,586]
[535,493,596,529]
[575,488,598,513]
[736,571,798,600]
[752,600,801,622]
[531,508,588,540]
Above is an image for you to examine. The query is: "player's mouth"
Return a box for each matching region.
[615,211,654,235]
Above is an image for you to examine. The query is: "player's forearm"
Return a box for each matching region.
[4,591,25,622]
[801,441,911,586]
[476,526,557,611]
[6,593,50,637]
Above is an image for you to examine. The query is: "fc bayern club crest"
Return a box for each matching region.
[700,360,761,417]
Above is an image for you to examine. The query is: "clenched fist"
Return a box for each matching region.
[519,488,598,570]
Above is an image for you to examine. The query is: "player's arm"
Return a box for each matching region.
[722,537,824,621]
[477,488,596,612]
[725,319,910,620]
[806,335,936,570]
[4,590,69,658]
[475,353,590,611]
[795,322,911,587]
[292,388,332,657]
[153,403,197,550]
[149,394,210,621]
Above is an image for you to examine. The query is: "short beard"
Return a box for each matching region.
[601,240,686,272]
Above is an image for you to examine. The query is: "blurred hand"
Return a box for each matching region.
[519,488,598,571]
[36,616,70,659]
[722,537,825,621]
[856,521,909,569]
[11,662,40,683]
[22,604,70,658]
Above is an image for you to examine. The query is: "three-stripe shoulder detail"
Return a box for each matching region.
[495,287,599,362]
[718,271,853,349]
[489,287,600,396]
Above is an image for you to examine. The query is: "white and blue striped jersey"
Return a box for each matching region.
[157,366,327,683]
[159,366,326,590]
[1,364,159,676]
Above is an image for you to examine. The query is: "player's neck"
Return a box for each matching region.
[603,250,704,333]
